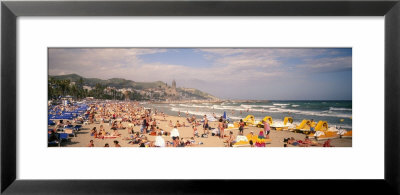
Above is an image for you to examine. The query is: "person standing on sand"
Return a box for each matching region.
[203,115,209,135]
[239,119,245,135]
[170,126,180,140]
[193,125,198,137]
[140,117,146,134]
[218,118,225,139]
[264,120,271,138]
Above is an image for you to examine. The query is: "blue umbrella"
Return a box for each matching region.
[223,111,227,119]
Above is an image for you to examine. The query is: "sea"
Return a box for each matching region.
[147,100,352,130]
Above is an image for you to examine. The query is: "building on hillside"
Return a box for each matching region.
[83,85,92,91]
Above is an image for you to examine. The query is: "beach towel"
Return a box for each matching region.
[150,132,157,136]
[103,135,119,139]
[235,135,249,143]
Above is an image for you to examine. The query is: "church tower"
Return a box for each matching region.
[172,79,176,90]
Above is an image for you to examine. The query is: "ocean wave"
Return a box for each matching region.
[181,104,210,108]
[291,105,300,107]
[170,107,241,121]
[240,104,276,109]
[329,107,352,111]
[273,103,290,106]
[269,107,352,118]
[212,105,246,111]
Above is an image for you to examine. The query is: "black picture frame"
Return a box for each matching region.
[1,0,399,194]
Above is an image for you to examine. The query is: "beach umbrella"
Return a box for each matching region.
[223,111,227,119]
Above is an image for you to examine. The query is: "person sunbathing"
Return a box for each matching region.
[127,127,134,134]
[179,138,185,147]
[111,121,118,130]
[323,139,334,147]
[175,120,181,127]
[112,129,121,136]
[90,127,97,136]
[287,137,300,146]
[87,140,94,147]
[113,140,121,147]
[185,138,193,146]
[100,129,108,137]
[117,122,126,129]
[299,137,312,147]
[173,136,180,147]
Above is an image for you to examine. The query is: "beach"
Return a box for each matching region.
[48,102,352,147]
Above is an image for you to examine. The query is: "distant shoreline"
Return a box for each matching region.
[150,99,271,104]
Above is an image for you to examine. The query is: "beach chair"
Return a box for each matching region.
[64,129,76,137]
[48,120,56,126]
[73,125,82,131]
[59,133,69,145]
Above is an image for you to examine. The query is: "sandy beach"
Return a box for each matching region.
[49,108,352,147]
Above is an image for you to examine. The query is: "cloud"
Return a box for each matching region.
[297,56,352,72]
[48,48,352,100]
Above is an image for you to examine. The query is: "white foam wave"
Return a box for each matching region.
[269,107,352,118]
[329,107,352,111]
[240,104,276,109]
[273,103,290,106]
[291,105,300,107]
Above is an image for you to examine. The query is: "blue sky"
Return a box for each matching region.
[49,48,352,100]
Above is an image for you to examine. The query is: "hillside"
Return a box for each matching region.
[49,74,218,100]
[49,74,165,90]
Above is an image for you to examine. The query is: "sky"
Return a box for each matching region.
[48,48,352,100]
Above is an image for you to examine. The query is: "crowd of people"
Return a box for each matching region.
[49,101,336,148]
